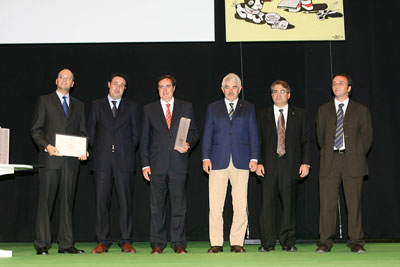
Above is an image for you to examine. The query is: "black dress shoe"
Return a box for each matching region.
[286,245,297,252]
[36,247,48,255]
[230,245,246,253]
[207,246,223,253]
[58,246,85,254]
[351,244,366,253]
[258,246,275,252]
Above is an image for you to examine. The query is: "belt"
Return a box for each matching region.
[334,149,346,154]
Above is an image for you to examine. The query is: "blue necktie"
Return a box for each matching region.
[62,96,69,118]
[228,103,234,121]
[334,103,344,149]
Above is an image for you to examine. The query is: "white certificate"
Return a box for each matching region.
[55,134,87,158]
[174,117,191,150]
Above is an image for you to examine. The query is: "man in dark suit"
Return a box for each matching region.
[140,75,199,254]
[256,80,311,252]
[87,74,140,254]
[31,68,87,255]
[316,74,373,253]
[202,73,258,253]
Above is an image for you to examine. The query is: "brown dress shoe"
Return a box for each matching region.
[151,246,163,254]
[230,245,246,253]
[175,246,187,254]
[91,243,108,254]
[207,246,223,253]
[351,244,366,253]
[316,244,330,253]
[121,243,136,253]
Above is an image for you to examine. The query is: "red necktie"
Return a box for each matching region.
[166,103,172,129]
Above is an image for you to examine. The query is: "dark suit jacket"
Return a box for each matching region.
[140,99,199,174]
[316,100,373,177]
[87,97,140,172]
[202,99,259,170]
[257,105,311,179]
[31,92,87,169]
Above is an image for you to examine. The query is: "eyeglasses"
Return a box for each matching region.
[58,76,73,81]
[272,90,288,94]
[332,81,348,86]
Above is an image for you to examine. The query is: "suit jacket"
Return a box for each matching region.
[202,99,259,170]
[140,98,199,174]
[87,97,140,172]
[316,99,373,177]
[31,92,87,169]
[257,105,311,179]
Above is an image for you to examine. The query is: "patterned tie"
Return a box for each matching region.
[228,103,234,121]
[334,103,345,149]
[277,109,286,157]
[111,100,117,118]
[166,103,172,129]
[62,96,69,118]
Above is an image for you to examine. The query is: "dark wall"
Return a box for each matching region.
[0,0,399,243]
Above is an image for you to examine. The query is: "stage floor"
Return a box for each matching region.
[1,242,399,267]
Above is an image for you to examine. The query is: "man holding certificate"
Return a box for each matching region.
[88,74,140,254]
[140,75,199,254]
[31,68,88,255]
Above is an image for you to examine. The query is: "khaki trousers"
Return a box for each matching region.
[209,158,249,246]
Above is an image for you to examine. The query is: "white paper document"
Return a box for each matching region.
[278,0,301,8]
[0,249,12,257]
[55,134,87,158]
[174,117,191,151]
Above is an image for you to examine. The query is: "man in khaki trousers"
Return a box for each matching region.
[202,73,259,253]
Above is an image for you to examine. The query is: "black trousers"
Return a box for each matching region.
[34,158,79,249]
[259,156,299,248]
[149,171,187,250]
[93,164,134,247]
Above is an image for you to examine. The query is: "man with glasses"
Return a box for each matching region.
[256,80,311,252]
[31,68,87,255]
[202,73,258,253]
[140,75,199,254]
[88,74,140,254]
[316,74,373,253]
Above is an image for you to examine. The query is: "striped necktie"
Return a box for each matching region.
[62,96,69,118]
[166,103,172,129]
[334,103,345,149]
[228,103,234,121]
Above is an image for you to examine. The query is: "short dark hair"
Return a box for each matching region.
[157,74,176,87]
[270,80,291,93]
[334,74,353,87]
[109,73,128,86]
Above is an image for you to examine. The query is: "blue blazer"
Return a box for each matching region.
[202,99,259,170]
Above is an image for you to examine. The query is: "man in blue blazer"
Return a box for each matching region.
[202,73,258,253]
[140,75,199,254]
[88,74,140,254]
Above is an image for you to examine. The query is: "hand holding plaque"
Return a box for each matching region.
[55,133,87,158]
[174,117,191,153]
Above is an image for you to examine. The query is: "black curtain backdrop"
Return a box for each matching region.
[0,0,399,243]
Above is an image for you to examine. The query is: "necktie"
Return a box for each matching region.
[228,103,234,121]
[277,109,286,157]
[334,103,344,149]
[62,96,69,118]
[111,100,117,118]
[166,103,172,129]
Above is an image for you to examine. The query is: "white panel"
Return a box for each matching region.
[0,0,215,43]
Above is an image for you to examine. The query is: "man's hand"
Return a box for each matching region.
[46,144,61,156]
[256,164,265,177]
[78,152,89,161]
[299,164,310,178]
[202,159,212,174]
[249,160,257,172]
[175,142,190,154]
[142,167,151,181]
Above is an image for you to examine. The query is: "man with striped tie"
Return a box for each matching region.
[316,74,373,253]
[202,73,258,253]
[140,75,199,254]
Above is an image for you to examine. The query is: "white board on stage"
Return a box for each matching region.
[0,0,215,44]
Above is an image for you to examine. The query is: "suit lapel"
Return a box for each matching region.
[51,92,68,121]
[156,101,169,129]
[267,106,277,136]
[170,99,182,130]
[286,105,295,138]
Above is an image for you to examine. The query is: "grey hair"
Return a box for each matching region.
[221,73,242,88]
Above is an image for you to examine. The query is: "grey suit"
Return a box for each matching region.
[316,99,373,248]
[31,91,87,249]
